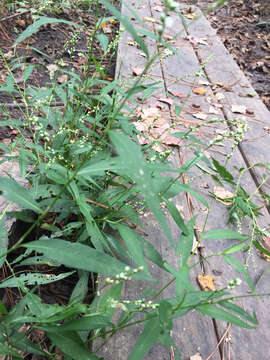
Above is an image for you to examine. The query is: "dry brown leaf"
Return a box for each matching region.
[162,134,183,146]
[193,87,207,95]
[231,104,247,114]
[260,236,270,261]
[197,274,216,291]
[158,97,174,106]
[168,89,185,99]
[213,186,234,205]
[57,74,68,83]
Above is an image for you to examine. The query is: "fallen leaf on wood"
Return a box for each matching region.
[260,236,270,261]
[190,353,203,360]
[231,104,247,114]
[198,79,210,86]
[215,92,225,101]
[209,106,220,114]
[153,5,162,11]
[139,52,147,58]
[158,97,174,106]
[143,16,156,23]
[162,134,183,146]
[197,274,216,291]
[246,108,254,115]
[193,112,207,120]
[185,13,197,19]
[193,87,207,95]
[168,89,185,99]
[132,66,144,76]
[213,186,234,205]
[126,40,137,46]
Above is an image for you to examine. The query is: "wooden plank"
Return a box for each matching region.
[96,1,220,359]
[183,5,270,195]
[159,6,270,360]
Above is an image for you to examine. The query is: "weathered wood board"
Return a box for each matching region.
[97,1,270,359]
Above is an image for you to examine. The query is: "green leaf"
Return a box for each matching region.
[158,300,173,330]
[128,318,161,360]
[212,158,235,184]
[96,33,109,52]
[14,17,79,46]
[0,177,41,213]
[197,303,256,329]
[218,300,258,325]
[44,314,113,332]
[172,132,206,146]
[0,344,23,358]
[23,238,128,275]
[0,271,74,288]
[0,216,8,268]
[0,300,8,315]
[115,224,149,273]
[100,0,149,57]
[222,241,247,254]
[109,131,174,248]
[70,270,89,304]
[203,229,247,240]
[175,264,194,298]
[177,217,196,265]
[47,331,98,360]
[163,198,189,235]
[171,183,208,208]
[253,240,270,258]
[143,240,167,271]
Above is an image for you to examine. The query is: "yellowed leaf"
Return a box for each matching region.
[197,274,216,291]
[193,87,207,95]
[143,16,156,23]
[185,13,197,19]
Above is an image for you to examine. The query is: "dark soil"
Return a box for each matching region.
[184,0,270,109]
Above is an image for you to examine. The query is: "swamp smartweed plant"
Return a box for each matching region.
[0,0,269,359]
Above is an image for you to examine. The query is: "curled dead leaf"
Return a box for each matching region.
[132,66,144,76]
[197,274,216,291]
[213,186,234,205]
[193,112,207,120]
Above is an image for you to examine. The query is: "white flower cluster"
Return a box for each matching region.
[227,277,242,289]
[107,297,159,311]
[105,266,144,285]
